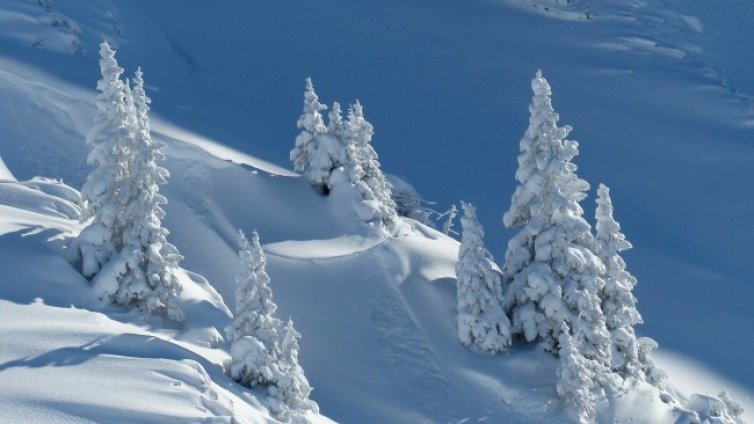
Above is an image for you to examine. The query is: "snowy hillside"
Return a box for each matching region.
[0,0,752,423]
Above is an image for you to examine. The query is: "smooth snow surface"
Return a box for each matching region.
[0,0,752,423]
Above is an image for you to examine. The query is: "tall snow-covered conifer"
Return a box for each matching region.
[456,202,511,354]
[290,78,344,194]
[226,230,317,422]
[501,71,611,365]
[343,100,397,229]
[327,102,346,141]
[111,67,183,320]
[72,41,130,278]
[72,45,183,320]
[273,319,319,422]
[227,229,280,388]
[594,184,645,381]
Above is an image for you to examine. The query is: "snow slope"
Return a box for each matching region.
[0,0,752,422]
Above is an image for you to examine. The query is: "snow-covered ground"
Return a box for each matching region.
[0,0,752,423]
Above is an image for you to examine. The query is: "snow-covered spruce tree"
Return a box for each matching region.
[456,201,511,354]
[327,101,346,142]
[109,67,183,320]
[343,100,398,228]
[226,230,318,422]
[290,78,345,195]
[70,41,131,278]
[226,229,281,388]
[501,70,611,366]
[556,323,604,424]
[594,183,646,382]
[271,319,319,422]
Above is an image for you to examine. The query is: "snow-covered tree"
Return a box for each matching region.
[70,41,130,278]
[327,101,346,141]
[271,319,319,422]
[70,43,184,320]
[456,201,511,354]
[594,183,645,381]
[343,100,397,228]
[110,67,183,320]
[227,229,281,387]
[441,204,458,236]
[290,78,345,195]
[556,323,604,424]
[226,231,318,422]
[501,70,611,366]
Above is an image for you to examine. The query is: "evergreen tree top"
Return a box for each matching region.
[595,184,632,253]
[132,67,152,114]
[460,201,484,241]
[299,78,327,135]
[281,318,302,362]
[503,70,588,229]
[352,99,364,118]
[97,41,124,83]
[346,100,374,145]
[328,101,345,139]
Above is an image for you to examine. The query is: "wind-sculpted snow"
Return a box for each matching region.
[0,0,752,422]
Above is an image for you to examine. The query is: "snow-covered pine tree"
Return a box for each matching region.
[226,229,281,388]
[70,41,131,278]
[556,323,604,424]
[501,70,611,366]
[594,183,646,381]
[226,230,318,422]
[327,101,346,142]
[110,67,183,320]
[456,201,511,354]
[343,100,397,229]
[290,78,345,195]
[272,319,319,423]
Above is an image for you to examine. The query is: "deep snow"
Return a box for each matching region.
[0,0,752,422]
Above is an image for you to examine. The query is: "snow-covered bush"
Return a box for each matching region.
[456,201,511,354]
[501,70,612,367]
[681,391,744,424]
[717,389,744,421]
[290,78,345,195]
[226,230,318,422]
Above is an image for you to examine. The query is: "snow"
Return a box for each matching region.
[0,0,752,423]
